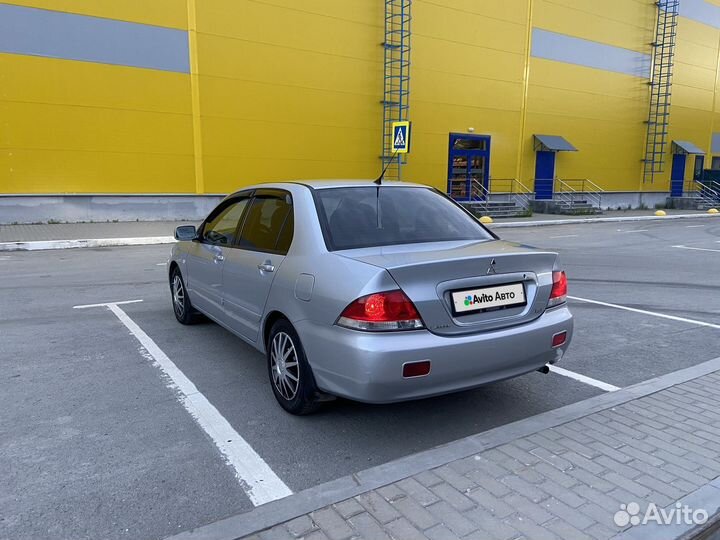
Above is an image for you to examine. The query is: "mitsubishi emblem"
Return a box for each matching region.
[486,258,497,275]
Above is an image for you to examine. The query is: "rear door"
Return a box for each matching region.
[184,197,250,320]
[221,190,293,341]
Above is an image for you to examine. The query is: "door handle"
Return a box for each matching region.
[214,254,225,262]
[257,262,275,273]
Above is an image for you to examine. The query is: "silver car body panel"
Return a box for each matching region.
[170,180,573,403]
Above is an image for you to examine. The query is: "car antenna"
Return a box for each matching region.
[374,148,399,185]
[374,149,398,228]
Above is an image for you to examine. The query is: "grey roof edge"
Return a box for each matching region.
[534,134,578,152]
[673,140,706,155]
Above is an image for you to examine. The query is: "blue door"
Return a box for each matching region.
[447,134,491,201]
[670,154,686,197]
[534,151,556,200]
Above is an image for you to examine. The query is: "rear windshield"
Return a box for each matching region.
[314,186,494,250]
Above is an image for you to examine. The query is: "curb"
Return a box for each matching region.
[0,236,176,252]
[1,213,717,252]
[489,212,719,228]
[165,355,720,540]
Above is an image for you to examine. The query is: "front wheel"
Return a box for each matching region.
[170,268,200,325]
[267,320,321,415]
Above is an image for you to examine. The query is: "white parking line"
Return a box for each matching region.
[548,366,620,392]
[673,245,720,253]
[617,229,648,233]
[686,225,705,228]
[72,300,292,506]
[550,234,579,239]
[569,295,720,330]
[74,299,144,309]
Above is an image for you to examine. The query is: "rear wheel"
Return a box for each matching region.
[267,319,320,415]
[170,268,200,324]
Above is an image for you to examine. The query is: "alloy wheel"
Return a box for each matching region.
[270,331,300,400]
[172,274,185,317]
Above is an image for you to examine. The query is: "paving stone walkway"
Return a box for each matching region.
[243,372,720,540]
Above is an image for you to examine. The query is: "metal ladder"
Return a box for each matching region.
[643,0,679,184]
[380,0,411,181]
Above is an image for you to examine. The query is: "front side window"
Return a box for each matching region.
[314,186,494,251]
[202,199,249,246]
[238,193,293,254]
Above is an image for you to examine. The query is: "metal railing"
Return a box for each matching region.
[489,178,533,211]
[448,177,487,202]
[450,178,535,211]
[684,179,720,205]
[554,178,604,211]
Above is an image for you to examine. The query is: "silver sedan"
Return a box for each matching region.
[168,181,573,414]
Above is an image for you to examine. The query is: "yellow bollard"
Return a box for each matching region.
[655,210,667,217]
[708,208,719,214]
[479,216,494,224]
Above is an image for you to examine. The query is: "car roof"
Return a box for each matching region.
[227,179,430,198]
[293,179,429,189]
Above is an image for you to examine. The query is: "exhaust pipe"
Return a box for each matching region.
[537,365,550,374]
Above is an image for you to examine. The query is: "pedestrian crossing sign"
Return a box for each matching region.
[391,121,411,154]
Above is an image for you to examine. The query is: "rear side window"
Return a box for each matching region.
[238,194,293,254]
[315,187,493,250]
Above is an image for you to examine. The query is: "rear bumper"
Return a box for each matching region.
[295,305,573,404]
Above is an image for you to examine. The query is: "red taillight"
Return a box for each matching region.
[337,290,424,331]
[548,271,567,307]
[552,331,567,348]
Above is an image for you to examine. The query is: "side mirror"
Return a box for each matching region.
[174,225,197,241]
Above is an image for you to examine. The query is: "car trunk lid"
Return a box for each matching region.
[338,240,558,335]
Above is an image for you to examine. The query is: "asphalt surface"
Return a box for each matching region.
[1,218,719,540]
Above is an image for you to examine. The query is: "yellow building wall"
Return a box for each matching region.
[4,0,188,29]
[3,0,720,196]
[667,15,719,185]
[520,0,653,193]
[194,0,384,194]
[404,0,528,191]
[0,1,195,194]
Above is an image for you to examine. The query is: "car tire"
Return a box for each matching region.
[170,267,200,325]
[267,319,321,415]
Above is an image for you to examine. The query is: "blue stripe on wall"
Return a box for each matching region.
[531,28,651,78]
[0,3,189,73]
[711,133,720,154]
[677,0,720,29]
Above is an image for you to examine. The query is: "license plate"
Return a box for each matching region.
[451,282,526,314]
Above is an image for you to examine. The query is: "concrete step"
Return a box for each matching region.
[459,198,533,218]
[667,196,720,210]
[698,202,719,210]
[464,206,530,218]
[553,201,602,215]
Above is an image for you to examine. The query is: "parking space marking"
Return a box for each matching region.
[672,245,720,253]
[550,234,579,239]
[72,300,293,506]
[569,295,720,330]
[548,366,620,392]
[617,229,648,233]
[74,299,144,309]
[686,225,705,228]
